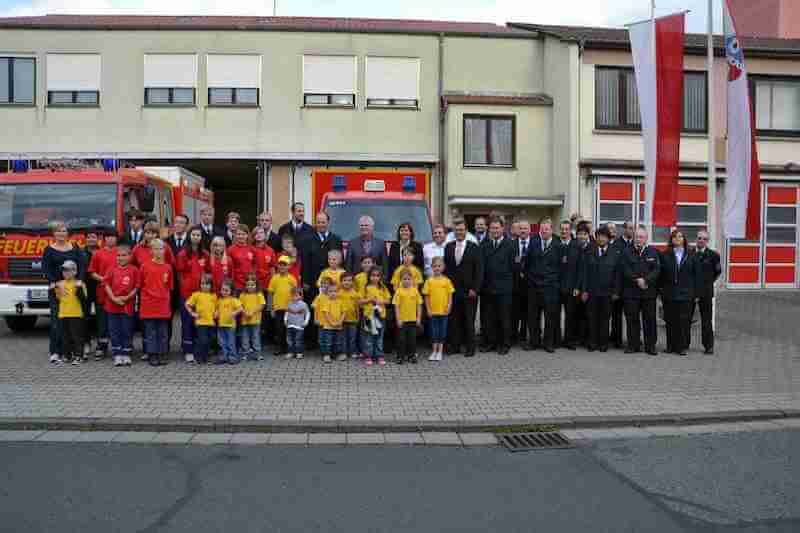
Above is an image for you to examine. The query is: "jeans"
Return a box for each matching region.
[429,315,448,343]
[107,312,134,358]
[178,298,195,355]
[48,291,63,355]
[319,328,342,356]
[95,306,109,348]
[363,328,385,360]
[238,324,261,358]
[195,326,213,363]
[287,327,305,354]
[143,319,169,355]
[217,327,238,363]
[342,323,358,355]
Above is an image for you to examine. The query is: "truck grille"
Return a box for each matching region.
[8,257,46,280]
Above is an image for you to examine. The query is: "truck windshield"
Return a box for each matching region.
[0,183,117,231]
[325,199,433,243]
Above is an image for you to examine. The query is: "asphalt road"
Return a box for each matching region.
[1,431,798,533]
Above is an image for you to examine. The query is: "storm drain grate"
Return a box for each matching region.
[497,432,573,452]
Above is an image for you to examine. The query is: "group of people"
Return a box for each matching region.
[41,201,722,368]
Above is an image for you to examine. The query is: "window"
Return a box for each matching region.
[652,184,708,245]
[143,54,197,106]
[0,57,35,105]
[753,77,800,134]
[365,57,420,109]
[463,115,515,167]
[302,55,356,107]
[595,67,707,132]
[207,54,260,107]
[46,54,100,106]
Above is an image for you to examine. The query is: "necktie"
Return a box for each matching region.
[494,239,498,250]
[456,242,464,265]
[177,238,183,248]
[362,239,370,255]
[521,240,528,257]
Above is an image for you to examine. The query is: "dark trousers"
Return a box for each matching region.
[587,295,612,350]
[481,292,512,350]
[512,283,528,342]
[610,298,624,347]
[560,291,581,347]
[664,299,692,352]
[48,291,63,356]
[448,295,477,354]
[107,312,134,358]
[623,298,657,351]
[61,317,85,360]
[397,322,418,361]
[692,296,714,350]
[273,310,287,353]
[143,319,169,356]
[195,326,213,363]
[527,288,559,349]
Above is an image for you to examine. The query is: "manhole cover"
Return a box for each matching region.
[497,432,573,452]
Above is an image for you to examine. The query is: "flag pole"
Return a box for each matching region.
[649,0,656,242]
[707,0,718,339]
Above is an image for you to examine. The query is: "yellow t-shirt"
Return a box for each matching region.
[57,280,85,319]
[392,286,422,323]
[354,272,369,294]
[361,285,390,319]
[422,276,455,316]
[187,291,218,327]
[268,274,297,311]
[312,294,330,328]
[217,296,242,328]
[239,292,266,326]
[338,287,360,323]
[317,268,345,288]
[322,297,345,330]
[391,265,423,289]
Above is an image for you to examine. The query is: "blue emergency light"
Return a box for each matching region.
[11,160,28,173]
[332,175,347,192]
[102,159,117,172]
[402,176,416,192]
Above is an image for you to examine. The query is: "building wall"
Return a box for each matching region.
[443,37,543,94]
[730,0,800,40]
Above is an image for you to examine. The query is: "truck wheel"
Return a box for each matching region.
[4,316,38,332]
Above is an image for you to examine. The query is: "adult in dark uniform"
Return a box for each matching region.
[511,220,531,345]
[525,219,561,353]
[610,221,634,348]
[302,211,343,345]
[387,223,425,284]
[573,223,593,346]
[691,230,722,354]
[278,202,315,256]
[121,209,146,247]
[198,206,226,250]
[581,226,620,352]
[621,227,661,355]
[445,218,483,357]
[479,217,516,355]
[558,221,584,350]
[256,211,283,253]
[659,229,697,356]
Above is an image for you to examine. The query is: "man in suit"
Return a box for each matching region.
[445,217,483,357]
[121,209,145,247]
[609,221,634,348]
[278,202,315,257]
[166,213,190,355]
[199,206,226,250]
[692,230,722,354]
[223,211,241,246]
[559,220,584,350]
[346,215,387,274]
[301,210,342,348]
[511,220,531,345]
[581,226,620,352]
[479,217,516,355]
[473,216,489,245]
[256,211,283,252]
[525,218,562,353]
[621,227,661,355]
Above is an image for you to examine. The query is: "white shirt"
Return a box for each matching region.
[173,233,187,248]
[445,231,478,245]
[423,240,447,277]
[675,248,684,266]
[455,239,466,265]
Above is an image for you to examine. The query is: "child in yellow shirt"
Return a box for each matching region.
[391,248,423,290]
[422,256,455,362]
[317,249,345,288]
[268,256,298,356]
[216,280,243,364]
[320,282,346,364]
[360,267,391,366]
[56,260,88,365]
[186,274,217,364]
[392,270,423,365]
[338,272,361,359]
[239,273,266,361]
[353,256,374,294]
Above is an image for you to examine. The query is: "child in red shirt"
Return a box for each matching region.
[104,244,139,367]
[176,226,211,362]
[88,230,118,359]
[227,224,256,292]
[132,221,175,267]
[208,236,235,294]
[139,238,174,366]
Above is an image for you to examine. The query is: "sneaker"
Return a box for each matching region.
[257,354,265,361]
[377,357,386,366]
[428,352,438,361]
[113,356,123,367]
[49,353,61,364]
[336,354,347,362]
[284,352,295,360]
[295,353,304,359]
[437,352,444,362]
[364,358,374,367]
[71,357,81,366]
[185,354,195,363]
[140,354,149,361]
[323,355,332,363]
[124,356,133,366]
[350,353,360,359]
[410,354,419,364]
[94,349,105,360]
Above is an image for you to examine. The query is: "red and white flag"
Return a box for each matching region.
[629,13,685,228]
[723,0,761,240]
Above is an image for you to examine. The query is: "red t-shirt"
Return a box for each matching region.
[252,244,276,290]
[88,247,117,306]
[209,255,235,294]
[132,242,174,268]
[227,243,256,290]
[176,248,211,300]
[139,261,174,319]
[104,264,140,315]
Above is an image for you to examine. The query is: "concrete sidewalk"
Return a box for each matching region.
[0,292,797,431]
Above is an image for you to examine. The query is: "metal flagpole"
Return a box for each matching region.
[707,0,718,334]
[649,0,656,241]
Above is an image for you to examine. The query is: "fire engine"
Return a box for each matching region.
[0,160,212,332]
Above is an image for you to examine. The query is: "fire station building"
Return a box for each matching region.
[0,14,799,289]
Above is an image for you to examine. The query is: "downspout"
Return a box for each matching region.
[438,32,446,224]
[577,38,586,220]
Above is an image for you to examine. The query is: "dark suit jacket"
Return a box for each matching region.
[511,238,530,292]
[444,240,483,298]
[387,241,425,283]
[480,237,516,295]
[559,240,586,294]
[621,245,661,299]
[693,247,722,298]
[119,228,145,247]
[659,248,697,302]
[581,245,621,297]
[346,236,387,274]
[525,235,562,301]
[302,232,343,289]
[166,234,188,258]
[278,221,315,254]
[262,229,282,254]
[199,224,226,250]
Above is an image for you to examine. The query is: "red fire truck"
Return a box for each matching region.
[313,168,434,243]
[0,161,212,332]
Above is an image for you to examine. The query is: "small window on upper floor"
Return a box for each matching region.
[463,115,516,168]
[0,57,35,105]
[144,54,197,106]
[46,54,101,106]
[365,57,420,109]
[207,54,261,107]
[302,55,356,108]
[753,76,800,136]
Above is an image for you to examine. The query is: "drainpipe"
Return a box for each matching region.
[438,32,446,224]
[577,38,586,221]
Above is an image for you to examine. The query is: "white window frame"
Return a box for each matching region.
[143,53,197,107]
[0,55,36,106]
[46,53,101,107]
[206,54,261,107]
[365,56,420,109]
[302,55,357,108]
[762,183,799,288]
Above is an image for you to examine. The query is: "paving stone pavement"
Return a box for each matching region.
[0,292,797,427]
